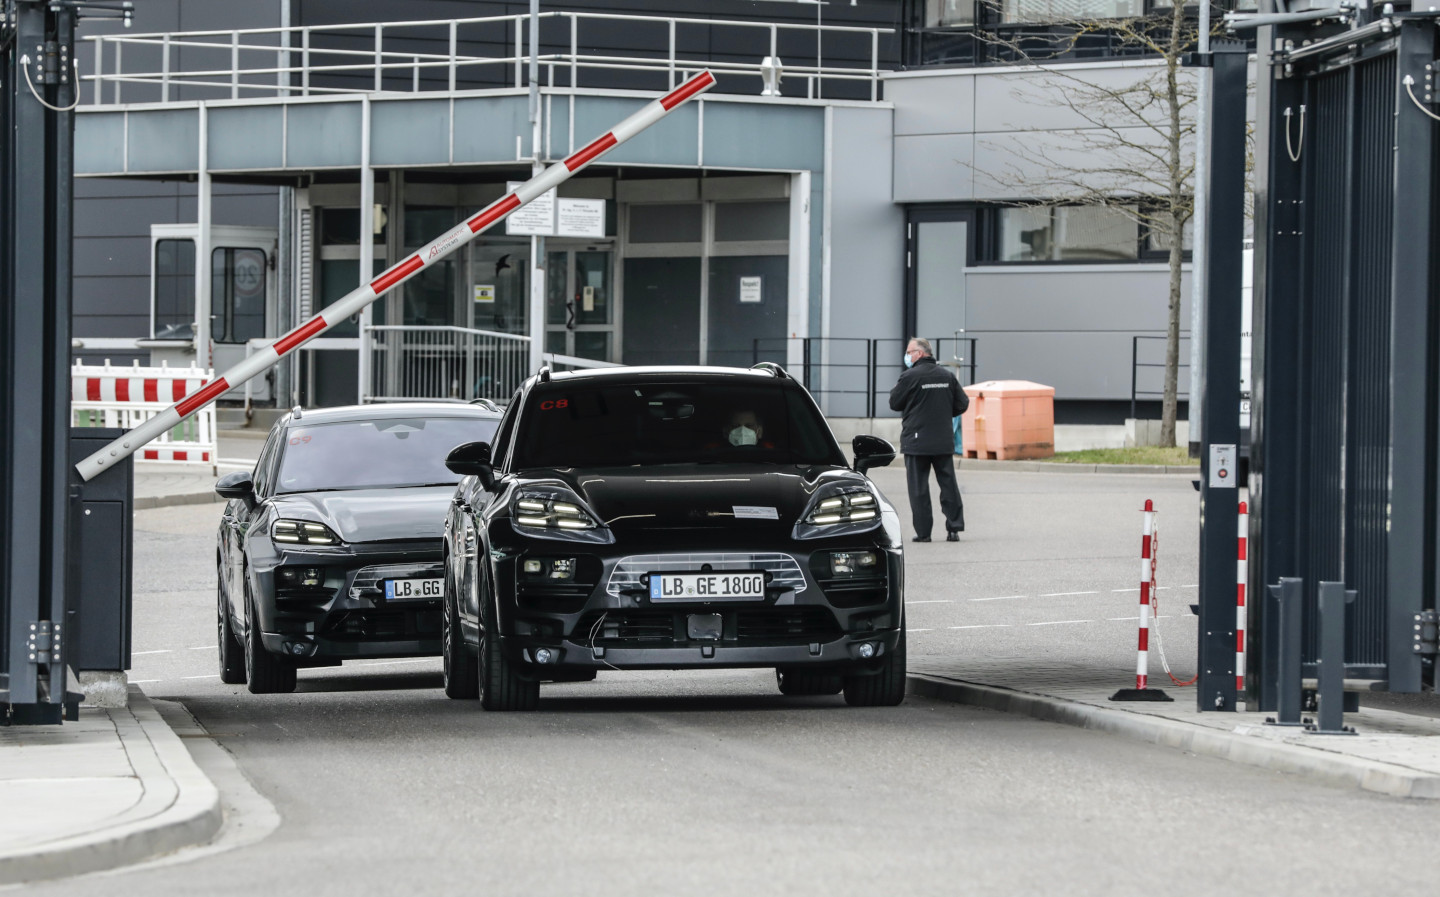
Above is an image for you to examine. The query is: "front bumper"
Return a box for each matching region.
[249,542,444,661]
[489,528,903,673]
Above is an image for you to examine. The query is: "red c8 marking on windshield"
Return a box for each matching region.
[539,399,569,410]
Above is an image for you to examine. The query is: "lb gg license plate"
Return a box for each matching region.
[648,572,764,602]
[384,578,443,601]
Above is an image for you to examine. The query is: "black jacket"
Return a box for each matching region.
[889,355,969,456]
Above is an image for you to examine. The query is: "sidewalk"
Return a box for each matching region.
[0,687,221,885]
[907,659,1440,799]
[133,430,265,510]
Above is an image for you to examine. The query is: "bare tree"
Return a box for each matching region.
[975,0,1203,446]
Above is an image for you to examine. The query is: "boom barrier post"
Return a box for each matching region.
[75,70,717,482]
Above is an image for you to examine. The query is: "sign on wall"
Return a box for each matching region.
[740,276,764,304]
[505,183,606,238]
[505,183,556,236]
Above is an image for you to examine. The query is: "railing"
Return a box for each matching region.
[753,336,978,418]
[543,352,621,373]
[1130,334,1190,421]
[365,325,530,404]
[82,12,894,106]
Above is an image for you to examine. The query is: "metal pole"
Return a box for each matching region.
[1188,0,1212,455]
[1266,577,1304,726]
[1196,42,1247,711]
[528,0,545,376]
[358,96,373,403]
[77,72,719,479]
[1310,582,1357,735]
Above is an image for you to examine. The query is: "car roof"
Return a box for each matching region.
[281,402,501,428]
[543,365,788,385]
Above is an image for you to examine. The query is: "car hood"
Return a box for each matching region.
[268,486,454,544]
[520,465,864,532]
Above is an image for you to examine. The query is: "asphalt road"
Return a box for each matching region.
[31,468,1439,896]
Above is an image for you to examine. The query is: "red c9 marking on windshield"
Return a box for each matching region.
[289,435,312,445]
[539,399,569,410]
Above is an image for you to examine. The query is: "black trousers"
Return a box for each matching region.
[904,453,964,538]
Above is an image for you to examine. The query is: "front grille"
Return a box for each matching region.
[350,562,444,602]
[606,553,807,598]
[571,606,838,647]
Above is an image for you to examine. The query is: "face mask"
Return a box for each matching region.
[903,353,915,369]
[728,426,758,446]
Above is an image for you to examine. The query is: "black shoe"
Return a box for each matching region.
[912,535,931,543]
[946,532,959,542]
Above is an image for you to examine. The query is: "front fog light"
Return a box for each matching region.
[831,551,878,576]
[301,567,322,587]
[535,648,555,664]
[523,559,543,575]
[858,642,876,659]
[549,558,575,580]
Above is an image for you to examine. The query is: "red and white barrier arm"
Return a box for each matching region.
[76,71,717,481]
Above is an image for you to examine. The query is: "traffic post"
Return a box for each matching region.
[1111,499,1173,702]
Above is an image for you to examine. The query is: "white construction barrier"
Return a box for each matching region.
[71,360,218,472]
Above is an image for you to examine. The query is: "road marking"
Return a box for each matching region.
[1040,591,1098,597]
[132,679,161,684]
[907,628,935,633]
[182,674,220,680]
[971,595,1026,602]
[354,658,436,667]
[1112,588,1140,593]
[908,600,953,605]
[1027,619,1093,626]
[1108,616,1138,621]
[189,645,217,651]
[949,624,1013,630]
[133,649,172,656]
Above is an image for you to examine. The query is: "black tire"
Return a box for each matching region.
[776,668,843,696]
[244,574,297,695]
[478,596,539,711]
[842,630,907,707]
[217,567,246,685]
[442,564,479,700]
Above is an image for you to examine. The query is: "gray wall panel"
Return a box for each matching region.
[73,235,152,277]
[286,102,362,167]
[452,95,530,163]
[972,128,1180,200]
[894,133,973,202]
[75,113,126,174]
[126,109,199,172]
[888,73,975,136]
[573,96,698,166]
[704,103,823,171]
[965,267,1192,332]
[964,330,1163,400]
[828,106,903,342]
[209,106,284,169]
[372,99,450,165]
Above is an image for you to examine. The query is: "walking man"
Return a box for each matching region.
[889,337,968,542]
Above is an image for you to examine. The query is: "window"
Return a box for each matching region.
[1143,211,1195,255]
[926,0,976,27]
[628,204,702,244]
[1000,0,1144,23]
[996,204,1139,261]
[153,239,196,339]
[211,248,267,344]
[714,201,790,243]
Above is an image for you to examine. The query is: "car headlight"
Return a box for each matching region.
[510,487,614,544]
[793,484,883,540]
[272,519,342,546]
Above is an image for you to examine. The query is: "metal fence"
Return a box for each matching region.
[1129,334,1190,421]
[364,325,530,403]
[752,336,978,418]
[81,11,894,105]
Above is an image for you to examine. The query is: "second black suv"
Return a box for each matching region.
[440,364,904,710]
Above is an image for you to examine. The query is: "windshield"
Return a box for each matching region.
[514,381,844,469]
[275,416,498,493]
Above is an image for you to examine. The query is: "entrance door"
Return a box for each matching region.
[907,209,974,367]
[546,247,616,362]
[622,257,702,366]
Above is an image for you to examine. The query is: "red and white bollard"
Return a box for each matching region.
[1111,499,1173,701]
[1236,501,1249,699]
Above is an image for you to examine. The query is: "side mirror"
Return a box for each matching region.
[215,470,257,510]
[446,441,495,491]
[852,435,896,475]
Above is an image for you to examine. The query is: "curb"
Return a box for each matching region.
[959,458,1200,475]
[0,687,223,885]
[135,492,224,511]
[907,674,1440,800]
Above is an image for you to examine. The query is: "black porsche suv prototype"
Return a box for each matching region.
[440,364,905,711]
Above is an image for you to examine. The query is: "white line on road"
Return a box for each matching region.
[188,646,217,651]
[1040,591,1099,597]
[1109,616,1138,621]
[354,658,437,667]
[949,624,1013,630]
[182,674,220,680]
[970,595,1026,602]
[132,679,161,684]
[132,649,172,656]
[907,600,953,605]
[907,628,935,633]
[1027,620,1094,626]
[1112,588,1140,593]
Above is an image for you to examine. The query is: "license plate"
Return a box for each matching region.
[648,572,765,602]
[384,578,443,601]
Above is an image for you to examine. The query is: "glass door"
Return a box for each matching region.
[545,246,616,362]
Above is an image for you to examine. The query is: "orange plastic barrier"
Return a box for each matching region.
[960,380,1055,460]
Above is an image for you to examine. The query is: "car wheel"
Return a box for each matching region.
[776,668,842,696]
[244,572,297,695]
[478,596,539,711]
[442,565,479,700]
[217,566,246,685]
[842,629,907,707]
